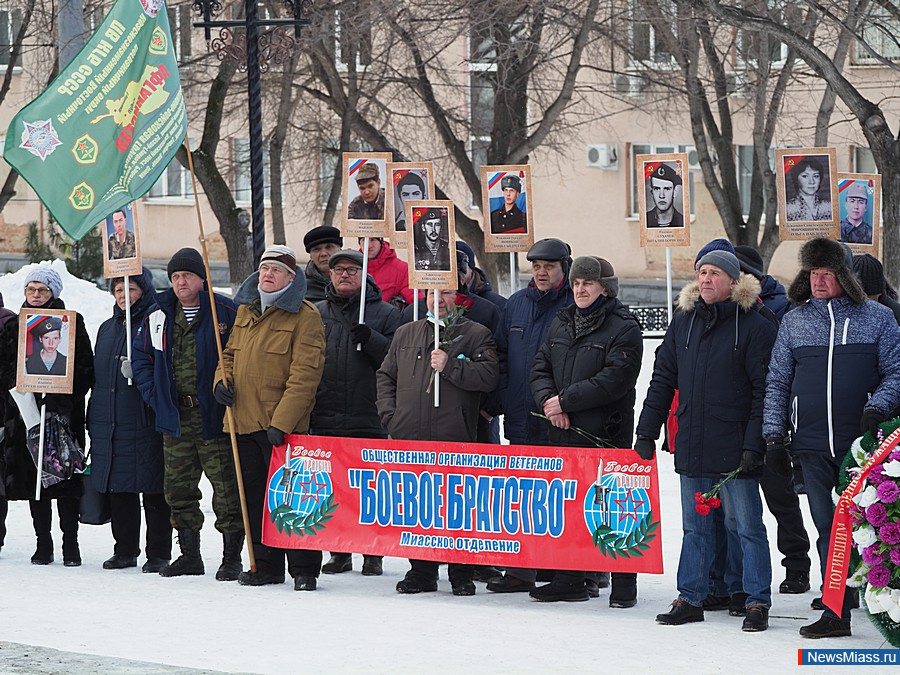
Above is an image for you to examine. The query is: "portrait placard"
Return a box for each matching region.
[405,200,458,289]
[480,165,535,253]
[776,147,839,241]
[101,202,142,278]
[386,162,435,249]
[341,152,392,238]
[16,309,76,395]
[837,173,880,257]
[638,153,691,248]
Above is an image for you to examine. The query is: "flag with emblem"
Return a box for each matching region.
[3,0,187,240]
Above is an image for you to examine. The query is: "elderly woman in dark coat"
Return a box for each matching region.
[1,265,94,566]
[88,269,172,572]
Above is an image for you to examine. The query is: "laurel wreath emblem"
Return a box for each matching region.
[270,493,338,537]
[592,510,658,558]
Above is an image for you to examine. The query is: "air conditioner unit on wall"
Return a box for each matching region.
[586,144,619,170]
[614,73,646,97]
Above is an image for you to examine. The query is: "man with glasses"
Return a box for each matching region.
[313,250,400,576]
[214,245,326,592]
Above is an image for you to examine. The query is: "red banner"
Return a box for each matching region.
[261,435,663,573]
[823,427,900,614]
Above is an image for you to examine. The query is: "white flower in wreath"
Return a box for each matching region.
[847,562,870,588]
[852,524,878,548]
[849,437,868,467]
[883,460,900,478]
[854,485,879,508]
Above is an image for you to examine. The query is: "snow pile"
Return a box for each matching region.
[0,259,115,342]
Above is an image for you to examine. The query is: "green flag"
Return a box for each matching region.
[3,0,188,240]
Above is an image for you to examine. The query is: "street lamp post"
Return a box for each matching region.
[191,0,311,266]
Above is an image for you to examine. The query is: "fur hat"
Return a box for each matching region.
[852,254,885,297]
[24,267,63,299]
[787,237,866,304]
[697,250,741,281]
[569,256,618,298]
[167,248,206,280]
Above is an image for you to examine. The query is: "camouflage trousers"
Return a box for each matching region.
[162,406,242,533]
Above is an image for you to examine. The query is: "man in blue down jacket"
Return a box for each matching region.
[764,237,900,639]
[530,256,643,607]
[313,250,401,577]
[635,250,776,632]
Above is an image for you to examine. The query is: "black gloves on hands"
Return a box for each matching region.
[214,381,234,407]
[267,426,286,448]
[764,437,791,477]
[350,323,372,346]
[860,409,886,437]
[740,450,764,473]
[633,436,656,461]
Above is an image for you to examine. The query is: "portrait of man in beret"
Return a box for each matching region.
[645,162,685,229]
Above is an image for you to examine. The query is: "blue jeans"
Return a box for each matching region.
[794,450,853,623]
[678,475,772,608]
[709,506,743,596]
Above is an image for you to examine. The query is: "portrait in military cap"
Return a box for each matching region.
[17,309,76,392]
[644,161,685,229]
[836,173,881,254]
[342,152,392,237]
[405,199,458,290]
[480,165,534,253]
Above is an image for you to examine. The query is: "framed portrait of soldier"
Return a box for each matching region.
[480,165,534,253]
[837,172,880,257]
[776,147,839,241]
[16,309,76,395]
[638,153,692,248]
[405,200,458,289]
[101,202,142,278]
[341,152,392,238]
[386,162,435,249]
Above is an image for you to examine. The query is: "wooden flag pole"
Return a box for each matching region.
[183,136,256,572]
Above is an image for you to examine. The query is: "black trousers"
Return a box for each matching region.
[30,497,79,540]
[409,559,473,584]
[237,431,322,577]
[109,492,173,559]
[0,496,7,546]
[760,463,811,572]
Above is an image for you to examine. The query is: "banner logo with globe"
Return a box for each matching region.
[266,442,338,537]
[584,460,658,558]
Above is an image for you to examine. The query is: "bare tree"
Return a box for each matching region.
[698,0,900,282]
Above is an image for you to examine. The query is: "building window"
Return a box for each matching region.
[735,0,793,66]
[628,0,675,67]
[148,150,194,200]
[167,3,193,63]
[630,144,700,216]
[324,5,372,72]
[735,145,775,216]
[0,9,21,67]
[233,138,271,204]
[852,12,900,65]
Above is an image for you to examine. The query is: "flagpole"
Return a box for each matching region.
[434,288,440,408]
[413,288,419,321]
[183,135,256,572]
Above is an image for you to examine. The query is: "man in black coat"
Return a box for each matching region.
[529,256,643,606]
[635,250,776,632]
[313,250,401,577]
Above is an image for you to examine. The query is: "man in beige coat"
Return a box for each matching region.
[214,245,326,591]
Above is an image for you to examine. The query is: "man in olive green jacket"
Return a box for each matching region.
[214,245,325,592]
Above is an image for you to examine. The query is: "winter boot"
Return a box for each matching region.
[779,569,811,594]
[216,532,244,581]
[159,529,204,577]
[59,498,81,566]
[656,598,704,625]
[361,555,383,576]
[31,535,54,565]
[322,553,353,574]
[609,572,638,608]
[742,604,769,632]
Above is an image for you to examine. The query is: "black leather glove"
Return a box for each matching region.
[633,436,656,460]
[860,409,886,437]
[350,323,372,346]
[740,450,764,473]
[214,381,234,407]
[267,426,286,447]
[764,437,791,477]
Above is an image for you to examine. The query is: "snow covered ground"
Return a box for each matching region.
[0,262,893,673]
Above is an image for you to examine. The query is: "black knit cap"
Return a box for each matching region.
[734,245,765,278]
[303,226,343,253]
[853,254,885,297]
[167,248,206,280]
